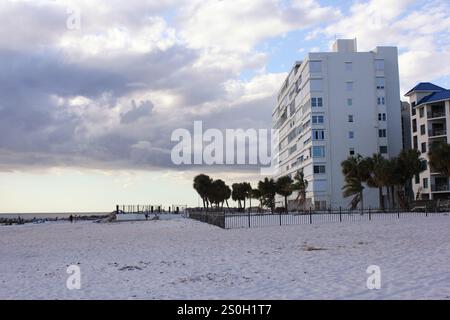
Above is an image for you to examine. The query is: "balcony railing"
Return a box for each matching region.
[428,129,447,137]
[431,184,450,192]
[427,111,446,119]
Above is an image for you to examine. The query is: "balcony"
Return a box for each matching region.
[431,176,450,192]
[431,184,450,192]
[427,111,446,119]
[428,129,447,138]
[427,103,446,119]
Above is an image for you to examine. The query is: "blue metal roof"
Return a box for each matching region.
[405,82,446,96]
[417,90,450,105]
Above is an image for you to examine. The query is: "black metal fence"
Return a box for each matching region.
[116,205,189,216]
[116,205,163,214]
[187,211,226,228]
[187,207,450,229]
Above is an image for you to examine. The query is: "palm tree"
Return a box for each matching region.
[257,178,277,213]
[342,176,364,210]
[209,179,229,208]
[241,182,253,211]
[250,188,262,211]
[365,154,390,210]
[193,174,212,210]
[428,141,450,177]
[223,184,232,209]
[341,155,370,209]
[276,175,293,213]
[385,157,400,209]
[232,183,246,211]
[291,170,308,211]
[396,149,426,208]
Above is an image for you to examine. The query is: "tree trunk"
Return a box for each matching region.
[386,186,391,210]
[391,186,396,209]
[378,187,384,211]
[360,191,364,212]
[285,196,288,213]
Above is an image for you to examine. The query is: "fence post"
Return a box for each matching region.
[397,206,400,219]
[279,211,282,226]
[248,211,251,228]
[116,205,119,215]
[309,207,312,224]
[339,206,342,223]
[369,206,371,221]
[425,206,428,217]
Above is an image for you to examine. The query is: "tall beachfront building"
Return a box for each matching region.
[272,39,402,210]
[405,82,450,201]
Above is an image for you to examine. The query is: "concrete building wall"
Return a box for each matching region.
[273,39,402,210]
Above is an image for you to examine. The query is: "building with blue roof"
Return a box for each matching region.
[405,82,450,201]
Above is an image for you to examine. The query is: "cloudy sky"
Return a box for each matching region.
[1,0,449,212]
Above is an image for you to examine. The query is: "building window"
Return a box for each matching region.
[423,178,428,189]
[317,98,323,107]
[421,142,427,153]
[312,115,324,124]
[420,124,426,135]
[311,97,323,107]
[348,115,354,122]
[415,174,420,184]
[312,146,325,158]
[379,146,388,154]
[379,129,387,137]
[349,148,355,155]
[412,119,417,132]
[289,101,296,116]
[377,97,385,105]
[289,144,297,155]
[346,82,353,91]
[313,165,326,174]
[419,107,424,118]
[347,98,353,106]
[375,59,385,71]
[345,62,352,71]
[413,136,418,150]
[378,113,386,121]
[376,77,385,89]
[312,130,325,140]
[349,131,354,139]
[309,61,322,73]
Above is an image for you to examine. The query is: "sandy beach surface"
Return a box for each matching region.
[1,215,449,299]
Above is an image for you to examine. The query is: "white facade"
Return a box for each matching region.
[272,39,402,210]
[405,83,450,201]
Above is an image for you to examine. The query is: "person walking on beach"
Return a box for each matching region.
[69,215,73,223]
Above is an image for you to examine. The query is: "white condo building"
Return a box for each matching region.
[272,39,402,210]
[405,82,450,201]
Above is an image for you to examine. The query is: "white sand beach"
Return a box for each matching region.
[1,216,449,299]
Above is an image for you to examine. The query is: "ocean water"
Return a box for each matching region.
[0,212,110,219]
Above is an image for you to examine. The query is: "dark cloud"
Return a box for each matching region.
[0,2,277,173]
[120,100,154,124]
